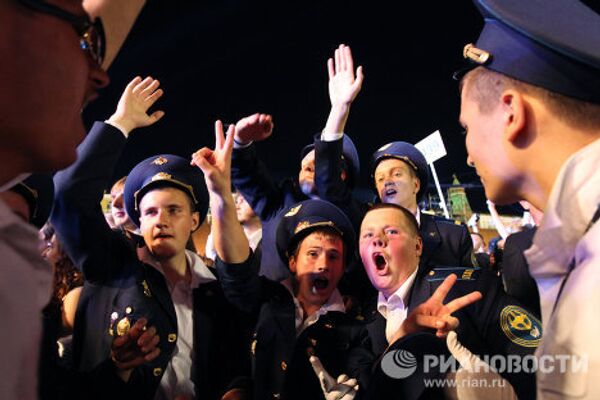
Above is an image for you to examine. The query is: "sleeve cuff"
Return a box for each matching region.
[233,138,254,149]
[320,132,344,142]
[104,120,130,138]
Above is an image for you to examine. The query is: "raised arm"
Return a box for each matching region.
[193,121,264,313]
[315,45,365,227]
[322,44,364,135]
[192,121,248,264]
[230,113,285,221]
[487,200,509,239]
[51,76,164,282]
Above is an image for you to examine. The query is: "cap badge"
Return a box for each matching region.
[463,43,491,65]
[285,204,302,217]
[294,220,336,234]
[294,221,311,234]
[151,172,172,181]
[152,156,168,166]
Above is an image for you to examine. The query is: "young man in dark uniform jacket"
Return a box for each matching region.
[51,77,250,399]
[359,203,541,399]
[373,142,477,270]
[229,45,362,284]
[193,122,373,400]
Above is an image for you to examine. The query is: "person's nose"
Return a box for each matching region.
[373,232,386,248]
[89,61,110,90]
[316,253,330,272]
[85,60,110,104]
[112,194,124,209]
[466,154,475,168]
[155,210,170,228]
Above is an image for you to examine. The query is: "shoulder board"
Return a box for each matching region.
[431,214,452,223]
[433,216,465,226]
[426,266,481,282]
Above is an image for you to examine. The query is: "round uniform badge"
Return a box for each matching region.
[500,305,542,348]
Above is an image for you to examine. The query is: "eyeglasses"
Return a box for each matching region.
[17,0,106,65]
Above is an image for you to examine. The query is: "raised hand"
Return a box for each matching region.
[233,113,273,145]
[107,76,165,135]
[328,44,364,108]
[309,355,359,400]
[191,121,235,196]
[110,317,160,381]
[390,274,482,344]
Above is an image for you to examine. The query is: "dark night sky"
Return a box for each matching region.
[83,0,520,215]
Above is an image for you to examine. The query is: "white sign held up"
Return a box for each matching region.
[415,130,449,219]
[414,130,447,165]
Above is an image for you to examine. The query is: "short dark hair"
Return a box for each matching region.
[463,67,600,131]
[364,203,420,238]
[289,226,346,261]
[140,183,197,214]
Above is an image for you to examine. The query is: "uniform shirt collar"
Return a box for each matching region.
[140,248,216,289]
[377,266,418,318]
[280,279,346,335]
[525,138,600,321]
[246,228,262,251]
[526,138,600,273]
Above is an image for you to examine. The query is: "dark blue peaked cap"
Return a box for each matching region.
[371,141,429,201]
[9,173,54,228]
[457,0,600,104]
[275,199,355,266]
[124,154,209,228]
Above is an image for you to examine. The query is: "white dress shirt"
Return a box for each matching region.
[377,267,418,344]
[205,228,262,262]
[280,280,346,336]
[140,249,216,400]
[0,199,52,400]
[524,138,600,399]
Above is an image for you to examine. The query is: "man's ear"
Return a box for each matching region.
[415,236,423,258]
[191,211,200,232]
[501,90,527,143]
[413,177,421,196]
[288,255,297,274]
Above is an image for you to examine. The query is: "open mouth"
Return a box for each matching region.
[384,188,397,197]
[155,233,173,240]
[372,252,388,272]
[311,275,330,295]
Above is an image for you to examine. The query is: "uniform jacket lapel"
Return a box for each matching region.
[142,265,177,326]
[419,214,441,270]
[407,271,432,313]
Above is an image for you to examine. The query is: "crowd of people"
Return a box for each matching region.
[1,0,600,399]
